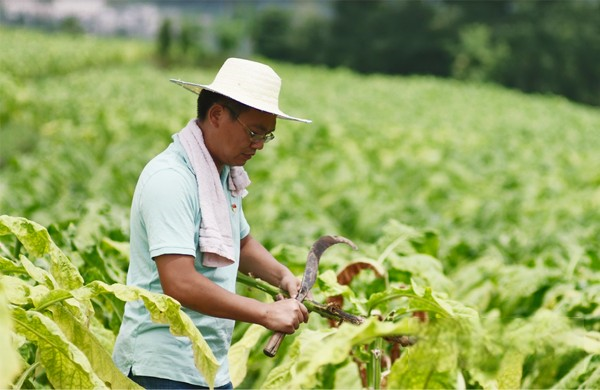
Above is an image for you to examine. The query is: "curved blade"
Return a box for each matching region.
[296,235,358,301]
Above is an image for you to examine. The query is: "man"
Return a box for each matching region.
[113,58,311,389]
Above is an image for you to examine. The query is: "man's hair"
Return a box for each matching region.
[197,89,250,120]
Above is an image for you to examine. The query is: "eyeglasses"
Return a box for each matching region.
[236,116,275,144]
[223,105,275,144]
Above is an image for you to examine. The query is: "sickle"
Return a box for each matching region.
[263,235,357,357]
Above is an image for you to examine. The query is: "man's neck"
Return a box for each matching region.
[195,118,224,174]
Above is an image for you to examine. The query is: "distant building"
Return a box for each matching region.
[0,0,165,38]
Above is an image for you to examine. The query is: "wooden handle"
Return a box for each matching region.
[263,331,286,357]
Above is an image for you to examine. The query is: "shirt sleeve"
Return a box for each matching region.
[239,204,250,239]
[139,168,199,259]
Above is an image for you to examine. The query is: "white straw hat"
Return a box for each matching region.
[170,58,311,123]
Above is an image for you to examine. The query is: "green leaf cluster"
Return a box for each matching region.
[0,216,219,389]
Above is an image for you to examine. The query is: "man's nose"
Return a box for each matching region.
[250,140,266,150]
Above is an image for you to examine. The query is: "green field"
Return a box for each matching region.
[1,27,600,389]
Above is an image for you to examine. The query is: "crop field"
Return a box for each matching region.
[1,27,600,389]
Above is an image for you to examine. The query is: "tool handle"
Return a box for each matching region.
[263,331,286,357]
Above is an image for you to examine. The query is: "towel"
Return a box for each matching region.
[176,119,251,267]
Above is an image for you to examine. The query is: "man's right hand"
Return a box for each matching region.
[261,299,309,334]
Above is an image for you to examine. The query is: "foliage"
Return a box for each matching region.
[156,18,173,59]
[490,1,600,106]
[251,7,294,62]
[154,15,250,68]
[1,27,600,388]
[0,216,219,389]
[451,23,509,82]
[0,277,21,388]
[251,0,600,106]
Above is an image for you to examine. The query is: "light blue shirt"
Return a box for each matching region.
[113,135,250,387]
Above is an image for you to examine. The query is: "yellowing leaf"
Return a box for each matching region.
[11,306,107,389]
[261,337,303,389]
[0,275,36,305]
[0,279,21,388]
[263,318,420,389]
[228,324,268,387]
[49,304,141,389]
[387,321,462,389]
[0,216,83,290]
[78,280,220,389]
[317,269,353,297]
[19,254,57,288]
[0,255,26,274]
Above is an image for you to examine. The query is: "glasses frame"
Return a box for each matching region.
[222,105,275,144]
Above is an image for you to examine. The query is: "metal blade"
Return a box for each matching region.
[295,235,358,301]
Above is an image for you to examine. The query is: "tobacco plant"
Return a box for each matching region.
[0,216,219,389]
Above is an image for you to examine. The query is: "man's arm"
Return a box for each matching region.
[155,253,308,333]
[238,234,301,298]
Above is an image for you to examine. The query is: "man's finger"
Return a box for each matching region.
[297,301,309,322]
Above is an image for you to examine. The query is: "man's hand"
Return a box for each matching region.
[280,274,314,301]
[279,274,301,298]
[262,299,309,334]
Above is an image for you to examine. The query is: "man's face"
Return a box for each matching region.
[211,104,277,168]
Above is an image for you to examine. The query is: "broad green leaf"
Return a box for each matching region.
[0,216,83,290]
[228,324,268,387]
[100,237,130,258]
[11,306,107,389]
[0,274,91,327]
[49,304,141,389]
[261,335,304,389]
[76,280,220,389]
[0,255,26,274]
[262,317,421,389]
[333,359,363,389]
[0,276,84,320]
[389,348,459,389]
[0,275,36,305]
[387,322,463,389]
[497,349,524,390]
[32,288,74,310]
[366,279,479,321]
[316,269,353,297]
[4,270,219,388]
[19,254,57,288]
[387,253,453,293]
[0,279,21,388]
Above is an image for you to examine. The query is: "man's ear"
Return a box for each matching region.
[207,104,227,128]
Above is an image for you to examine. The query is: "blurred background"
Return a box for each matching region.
[2,1,600,389]
[2,0,599,107]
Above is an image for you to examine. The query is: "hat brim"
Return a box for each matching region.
[170,79,311,123]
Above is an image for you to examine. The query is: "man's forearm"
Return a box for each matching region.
[238,234,295,287]
[157,253,269,324]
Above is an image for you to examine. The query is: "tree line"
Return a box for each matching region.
[157,0,600,107]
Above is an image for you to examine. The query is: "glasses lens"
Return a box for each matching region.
[228,107,275,144]
[249,132,274,143]
[263,133,275,143]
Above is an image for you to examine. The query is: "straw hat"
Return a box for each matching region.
[170,58,311,123]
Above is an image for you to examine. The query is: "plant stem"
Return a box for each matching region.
[13,361,40,390]
[237,272,365,325]
[371,337,383,389]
